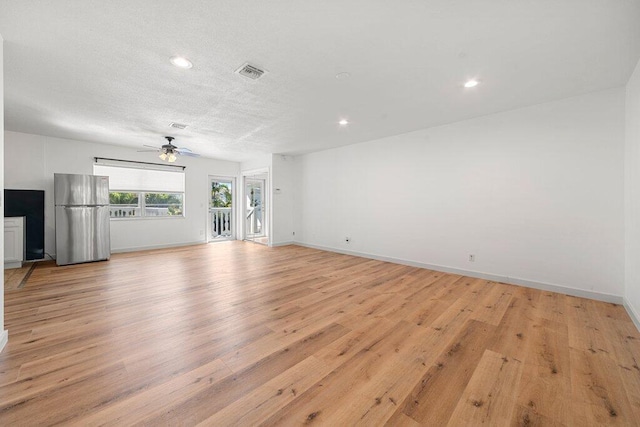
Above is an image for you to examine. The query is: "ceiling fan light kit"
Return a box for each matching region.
[166,152,178,163]
[139,136,201,162]
[159,137,181,163]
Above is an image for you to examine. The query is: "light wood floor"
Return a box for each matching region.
[3,264,34,291]
[1,242,639,426]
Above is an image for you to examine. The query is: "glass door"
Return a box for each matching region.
[208,177,235,241]
[245,175,268,244]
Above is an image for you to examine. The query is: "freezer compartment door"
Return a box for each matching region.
[54,173,110,206]
[55,206,111,266]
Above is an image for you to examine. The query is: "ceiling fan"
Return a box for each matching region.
[139,136,200,163]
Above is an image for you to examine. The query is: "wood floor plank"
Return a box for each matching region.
[0,241,638,425]
[446,349,523,426]
[0,361,131,425]
[514,361,571,426]
[512,317,571,426]
[72,358,232,426]
[469,281,514,326]
[197,356,331,426]
[569,348,637,425]
[487,290,539,361]
[318,323,445,426]
[403,277,485,327]
[258,320,422,426]
[384,412,423,427]
[596,310,640,372]
[566,295,617,356]
[144,322,349,424]
[399,320,497,425]
[313,316,397,370]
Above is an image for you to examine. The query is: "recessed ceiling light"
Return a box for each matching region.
[170,56,193,69]
[464,79,479,88]
[335,72,351,80]
[339,119,349,125]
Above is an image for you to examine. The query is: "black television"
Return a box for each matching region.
[4,189,45,261]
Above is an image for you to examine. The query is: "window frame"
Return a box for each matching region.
[109,190,185,220]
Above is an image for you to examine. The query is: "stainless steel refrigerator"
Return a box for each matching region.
[54,173,111,266]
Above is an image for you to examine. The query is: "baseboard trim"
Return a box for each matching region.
[4,261,23,269]
[294,242,624,305]
[111,240,206,254]
[0,330,8,353]
[624,298,640,332]
[270,241,294,247]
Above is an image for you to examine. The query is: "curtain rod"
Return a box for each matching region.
[94,157,186,170]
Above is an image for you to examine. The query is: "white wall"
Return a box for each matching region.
[295,88,625,300]
[0,33,7,352]
[625,58,640,326]
[4,131,240,254]
[271,154,296,245]
[240,155,272,174]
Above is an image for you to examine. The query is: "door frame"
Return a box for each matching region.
[207,175,236,242]
[241,168,270,244]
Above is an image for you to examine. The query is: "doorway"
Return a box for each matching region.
[208,176,235,241]
[244,172,269,245]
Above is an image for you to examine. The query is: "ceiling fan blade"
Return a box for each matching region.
[142,144,159,149]
[137,149,160,152]
[178,151,201,157]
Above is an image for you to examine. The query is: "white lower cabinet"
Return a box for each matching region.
[5,216,25,269]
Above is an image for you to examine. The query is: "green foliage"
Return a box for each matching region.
[110,192,138,205]
[145,193,183,215]
[211,182,232,207]
[109,192,183,216]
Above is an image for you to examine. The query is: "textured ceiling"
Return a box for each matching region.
[1,0,640,162]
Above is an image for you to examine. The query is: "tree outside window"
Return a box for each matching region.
[211,182,232,208]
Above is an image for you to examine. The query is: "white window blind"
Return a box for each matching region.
[94,165,185,192]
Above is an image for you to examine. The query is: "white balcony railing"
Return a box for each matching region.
[210,207,232,238]
[109,205,172,218]
[110,205,140,218]
[246,207,263,236]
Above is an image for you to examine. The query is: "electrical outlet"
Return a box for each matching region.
[292,231,295,236]
[345,237,350,243]
[469,254,475,262]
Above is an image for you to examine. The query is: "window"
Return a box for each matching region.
[94,162,185,219]
[144,193,184,216]
[109,192,140,218]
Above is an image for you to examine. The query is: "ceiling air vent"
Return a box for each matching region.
[169,122,188,130]
[235,63,267,80]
